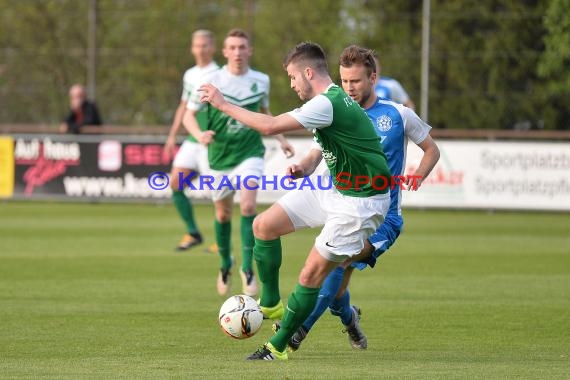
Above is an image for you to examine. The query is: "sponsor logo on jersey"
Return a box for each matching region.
[227,118,246,133]
[321,149,337,165]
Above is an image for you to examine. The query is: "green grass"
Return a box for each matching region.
[0,201,569,379]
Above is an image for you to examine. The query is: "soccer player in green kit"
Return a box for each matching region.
[199,42,391,360]
[165,29,219,252]
[183,29,294,298]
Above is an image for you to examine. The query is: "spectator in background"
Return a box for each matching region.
[374,55,416,110]
[59,84,102,134]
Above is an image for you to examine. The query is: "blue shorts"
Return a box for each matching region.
[351,214,403,270]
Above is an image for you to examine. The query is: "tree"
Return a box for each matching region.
[537,0,570,130]
[0,0,566,130]
[0,0,88,123]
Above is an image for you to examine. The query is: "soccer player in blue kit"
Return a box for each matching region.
[282,45,440,351]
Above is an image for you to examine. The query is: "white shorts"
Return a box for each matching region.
[207,157,264,201]
[172,140,209,174]
[278,186,390,263]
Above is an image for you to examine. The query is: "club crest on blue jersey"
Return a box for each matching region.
[376,115,392,132]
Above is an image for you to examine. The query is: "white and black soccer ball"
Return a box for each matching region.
[218,295,264,339]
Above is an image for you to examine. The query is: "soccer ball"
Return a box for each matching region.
[218,295,264,339]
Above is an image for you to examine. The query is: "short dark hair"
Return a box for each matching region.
[225,28,250,42]
[283,42,328,74]
[339,45,377,77]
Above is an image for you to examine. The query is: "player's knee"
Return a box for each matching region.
[215,209,231,223]
[169,175,179,190]
[298,266,323,288]
[240,200,256,216]
[252,214,273,239]
[298,272,317,288]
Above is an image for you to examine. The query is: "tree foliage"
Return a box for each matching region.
[0,0,567,129]
[537,0,570,130]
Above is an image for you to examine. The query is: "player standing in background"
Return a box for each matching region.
[282,45,440,353]
[164,30,219,251]
[184,28,294,298]
[199,41,392,361]
[374,55,416,110]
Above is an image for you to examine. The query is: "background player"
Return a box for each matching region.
[164,29,219,251]
[374,54,416,110]
[183,28,294,297]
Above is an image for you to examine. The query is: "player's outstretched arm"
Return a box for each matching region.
[199,83,304,135]
[260,106,295,158]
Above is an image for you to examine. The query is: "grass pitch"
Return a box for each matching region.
[0,201,568,379]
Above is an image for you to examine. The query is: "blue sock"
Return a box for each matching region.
[330,289,353,325]
[302,266,345,331]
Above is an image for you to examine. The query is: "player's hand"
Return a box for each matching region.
[280,141,295,158]
[164,136,177,159]
[199,83,225,109]
[286,164,305,180]
[405,175,423,191]
[198,130,215,145]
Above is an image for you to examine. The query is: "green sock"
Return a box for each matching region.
[240,215,255,272]
[269,284,320,352]
[253,237,282,307]
[214,220,232,270]
[172,191,198,234]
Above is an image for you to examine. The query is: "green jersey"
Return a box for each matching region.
[288,84,391,197]
[181,61,219,142]
[188,66,269,170]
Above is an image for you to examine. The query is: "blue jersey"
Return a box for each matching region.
[364,98,431,217]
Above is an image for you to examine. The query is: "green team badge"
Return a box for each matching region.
[250,82,258,93]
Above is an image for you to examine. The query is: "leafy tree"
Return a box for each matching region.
[537,0,570,130]
[0,0,87,123]
[0,0,566,130]
[428,0,549,129]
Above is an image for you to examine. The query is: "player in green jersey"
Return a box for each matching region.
[164,29,219,251]
[199,42,391,361]
[183,29,294,298]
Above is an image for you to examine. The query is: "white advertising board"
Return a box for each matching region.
[258,138,570,211]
